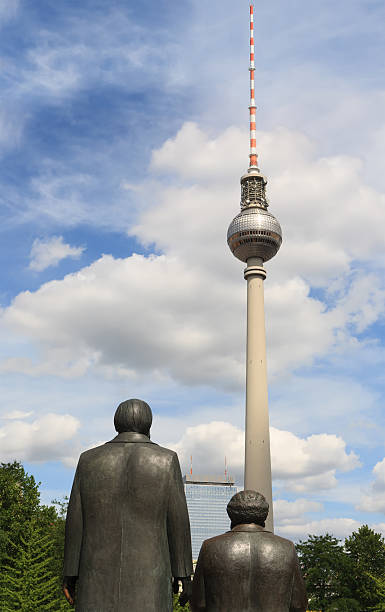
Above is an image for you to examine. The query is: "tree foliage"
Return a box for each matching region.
[0,462,67,611]
[0,462,41,565]
[325,597,360,611]
[369,573,385,611]
[344,525,385,610]
[297,528,385,612]
[296,534,350,611]
[0,518,65,611]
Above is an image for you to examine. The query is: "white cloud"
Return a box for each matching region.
[373,522,385,535]
[0,413,80,463]
[29,236,85,272]
[2,254,245,388]
[271,429,360,489]
[373,458,385,491]
[0,410,34,420]
[151,122,244,184]
[265,277,336,376]
[358,457,385,514]
[272,498,380,544]
[275,498,324,525]
[170,421,359,492]
[0,256,376,388]
[277,516,385,541]
[277,517,363,541]
[335,274,385,334]
[0,355,91,379]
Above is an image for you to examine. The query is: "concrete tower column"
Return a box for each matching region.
[227,5,281,537]
[244,256,273,532]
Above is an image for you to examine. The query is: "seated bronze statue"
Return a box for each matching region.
[191,490,308,612]
[63,398,193,611]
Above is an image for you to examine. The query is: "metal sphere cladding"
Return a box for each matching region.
[227,172,282,263]
[227,207,282,263]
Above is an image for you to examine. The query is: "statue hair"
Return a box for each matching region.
[114,399,152,436]
[227,490,269,528]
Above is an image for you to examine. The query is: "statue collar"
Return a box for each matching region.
[231,523,271,533]
[107,432,154,444]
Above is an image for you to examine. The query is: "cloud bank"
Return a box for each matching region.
[1,124,384,392]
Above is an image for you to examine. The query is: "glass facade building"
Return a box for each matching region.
[183,475,238,560]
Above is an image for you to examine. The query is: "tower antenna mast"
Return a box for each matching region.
[249,2,258,170]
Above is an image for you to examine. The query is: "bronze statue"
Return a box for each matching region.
[63,398,193,611]
[191,490,307,612]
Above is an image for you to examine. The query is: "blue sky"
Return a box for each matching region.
[0,0,385,540]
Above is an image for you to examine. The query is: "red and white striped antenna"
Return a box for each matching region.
[249,3,258,169]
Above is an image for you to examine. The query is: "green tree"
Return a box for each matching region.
[48,497,68,603]
[0,462,41,564]
[325,597,360,611]
[296,534,351,611]
[0,518,66,611]
[369,573,385,611]
[344,525,385,611]
[0,463,68,610]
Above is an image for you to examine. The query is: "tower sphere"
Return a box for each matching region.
[227,207,282,263]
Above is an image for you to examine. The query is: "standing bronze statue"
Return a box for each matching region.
[63,398,193,611]
[191,490,307,612]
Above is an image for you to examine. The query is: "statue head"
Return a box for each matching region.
[227,490,269,528]
[114,399,153,437]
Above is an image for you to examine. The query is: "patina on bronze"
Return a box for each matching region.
[191,490,307,612]
[63,399,193,611]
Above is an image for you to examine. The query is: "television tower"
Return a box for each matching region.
[227,3,282,532]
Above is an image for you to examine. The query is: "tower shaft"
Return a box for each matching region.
[244,258,273,532]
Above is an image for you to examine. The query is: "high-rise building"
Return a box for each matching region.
[227,4,282,532]
[183,475,237,560]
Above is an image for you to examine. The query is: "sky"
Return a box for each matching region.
[0,0,385,541]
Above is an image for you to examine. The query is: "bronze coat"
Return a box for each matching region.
[191,524,307,612]
[64,432,193,612]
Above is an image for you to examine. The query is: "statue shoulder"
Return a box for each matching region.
[200,531,234,553]
[77,442,110,465]
[270,532,295,547]
[260,532,296,555]
[148,443,178,463]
